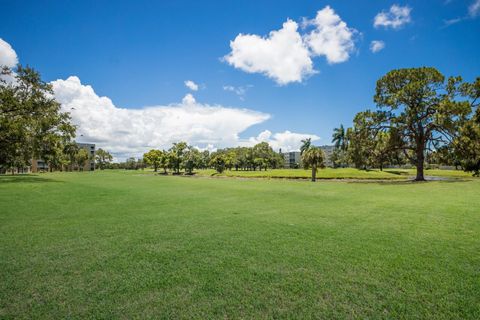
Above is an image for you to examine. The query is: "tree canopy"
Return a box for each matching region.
[302,147,325,182]
[95,148,113,170]
[0,65,76,173]
[361,67,471,180]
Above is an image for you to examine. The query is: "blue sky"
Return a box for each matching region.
[1,0,479,158]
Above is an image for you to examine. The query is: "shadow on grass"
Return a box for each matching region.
[365,178,472,185]
[0,174,60,184]
[384,170,409,176]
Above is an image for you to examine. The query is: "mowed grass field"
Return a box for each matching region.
[194,167,473,180]
[1,171,479,319]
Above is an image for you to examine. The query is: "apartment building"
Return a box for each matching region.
[77,143,96,171]
[280,145,335,168]
[31,142,96,172]
[282,151,301,168]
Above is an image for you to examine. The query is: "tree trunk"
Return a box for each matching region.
[415,146,425,181]
[311,165,316,182]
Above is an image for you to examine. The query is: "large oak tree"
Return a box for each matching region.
[369,67,471,181]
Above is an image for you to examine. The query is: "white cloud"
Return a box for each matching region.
[182,93,196,104]
[469,0,480,17]
[374,5,412,29]
[3,38,320,160]
[194,144,217,153]
[224,19,315,85]
[224,6,357,84]
[443,17,463,27]
[245,130,320,152]
[442,0,480,27]
[0,38,18,68]
[223,85,252,100]
[184,80,199,91]
[51,76,319,159]
[302,6,357,64]
[51,76,271,159]
[370,40,386,53]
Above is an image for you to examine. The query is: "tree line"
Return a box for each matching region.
[142,141,285,175]
[2,63,479,181]
[329,67,479,180]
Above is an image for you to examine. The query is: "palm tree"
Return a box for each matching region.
[63,142,79,171]
[300,138,312,155]
[302,147,325,182]
[332,124,346,150]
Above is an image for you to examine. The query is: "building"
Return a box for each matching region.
[77,143,96,171]
[280,145,335,169]
[282,151,301,168]
[320,145,335,167]
[30,142,96,172]
[30,159,49,172]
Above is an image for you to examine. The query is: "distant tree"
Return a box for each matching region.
[41,135,68,172]
[63,142,79,171]
[253,142,275,171]
[182,147,201,174]
[332,124,347,151]
[143,149,163,172]
[454,120,480,176]
[300,138,312,155]
[367,67,471,180]
[169,142,188,174]
[125,157,137,170]
[224,151,236,170]
[95,148,113,170]
[159,150,169,174]
[269,151,284,169]
[75,148,89,171]
[330,148,348,168]
[198,150,210,169]
[136,158,145,170]
[346,114,372,170]
[246,148,255,170]
[302,147,325,182]
[450,78,480,175]
[209,153,226,173]
[369,132,392,171]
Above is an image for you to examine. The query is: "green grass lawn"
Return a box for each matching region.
[194,167,473,180]
[1,171,479,318]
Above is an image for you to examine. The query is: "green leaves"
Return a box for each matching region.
[1,65,76,172]
[364,67,475,179]
[143,149,164,172]
[301,147,325,171]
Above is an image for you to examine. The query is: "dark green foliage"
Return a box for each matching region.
[143,149,164,172]
[332,124,347,151]
[95,148,113,170]
[301,146,325,181]
[210,143,283,171]
[351,67,472,180]
[209,153,226,173]
[0,65,76,173]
